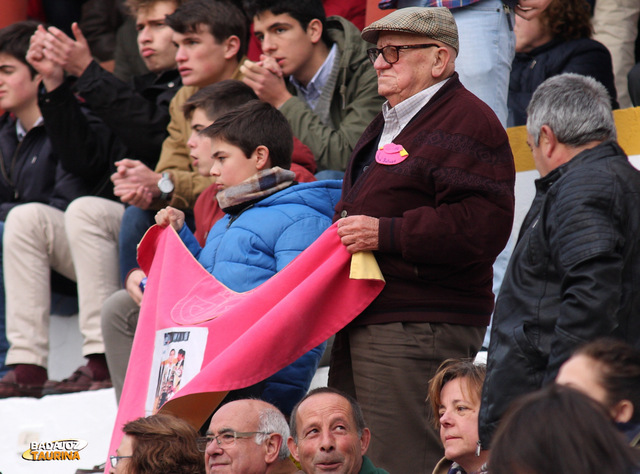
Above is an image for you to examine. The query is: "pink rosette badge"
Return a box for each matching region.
[375,143,409,165]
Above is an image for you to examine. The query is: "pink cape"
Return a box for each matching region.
[106,222,384,461]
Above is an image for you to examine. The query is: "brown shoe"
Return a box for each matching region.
[43,366,112,395]
[0,370,44,398]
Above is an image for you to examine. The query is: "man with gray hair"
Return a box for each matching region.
[479,72,640,450]
[199,398,301,473]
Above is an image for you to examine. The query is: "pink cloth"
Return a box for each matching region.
[106,222,384,462]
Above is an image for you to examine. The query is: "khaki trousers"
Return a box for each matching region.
[4,197,124,368]
[101,288,140,402]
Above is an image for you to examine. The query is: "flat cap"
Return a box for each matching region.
[361,7,459,53]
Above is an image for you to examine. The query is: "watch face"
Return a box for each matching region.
[159,175,174,193]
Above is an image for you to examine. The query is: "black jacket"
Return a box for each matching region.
[508,37,618,126]
[0,113,90,220]
[479,141,640,448]
[37,63,180,200]
[73,60,180,165]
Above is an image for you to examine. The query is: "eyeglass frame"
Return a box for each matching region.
[367,43,440,65]
[196,431,272,452]
[110,455,133,468]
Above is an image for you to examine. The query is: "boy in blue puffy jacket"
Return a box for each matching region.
[155,99,341,415]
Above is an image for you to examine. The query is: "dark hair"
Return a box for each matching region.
[182,80,258,121]
[489,385,640,474]
[289,387,367,442]
[540,0,592,41]
[243,0,331,46]
[427,359,486,429]
[165,0,248,60]
[200,100,292,169]
[123,414,205,474]
[124,0,183,16]
[573,338,640,423]
[0,21,41,78]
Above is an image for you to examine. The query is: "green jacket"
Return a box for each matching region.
[360,455,389,474]
[280,16,384,172]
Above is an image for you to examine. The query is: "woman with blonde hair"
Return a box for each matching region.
[428,359,487,474]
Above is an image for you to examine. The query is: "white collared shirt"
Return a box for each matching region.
[15,116,44,142]
[378,78,449,147]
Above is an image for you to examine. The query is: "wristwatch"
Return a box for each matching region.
[157,172,174,200]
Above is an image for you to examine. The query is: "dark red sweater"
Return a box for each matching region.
[335,73,515,327]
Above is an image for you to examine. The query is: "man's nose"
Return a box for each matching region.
[175,46,186,62]
[319,432,335,452]
[262,34,276,54]
[373,52,390,70]
[206,439,223,455]
[138,26,151,43]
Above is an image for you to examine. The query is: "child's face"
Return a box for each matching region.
[187,108,214,177]
[173,25,232,87]
[210,138,259,190]
[0,54,40,115]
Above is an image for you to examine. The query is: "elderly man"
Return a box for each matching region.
[330,7,515,473]
[479,73,640,450]
[288,387,388,474]
[200,399,301,473]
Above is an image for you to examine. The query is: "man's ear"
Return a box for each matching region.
[610,399,634,423]
[223,35,241,60]
[359,428,371,455]
[287,436,300,463]
[264,433,282,464]
[253,145,271,170]
[431,46,452,79]
[539,124,557,159]
[306,18,323,45]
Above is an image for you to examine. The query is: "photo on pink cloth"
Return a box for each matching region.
[146,328,207,414]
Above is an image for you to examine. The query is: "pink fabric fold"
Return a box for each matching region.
[106,222,385,464]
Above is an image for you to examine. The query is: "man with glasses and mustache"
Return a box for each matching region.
[199,398,302,473]
[330,7,515,473]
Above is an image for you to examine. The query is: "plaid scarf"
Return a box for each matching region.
[216,167,296,215]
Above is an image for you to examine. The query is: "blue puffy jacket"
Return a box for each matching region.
[178,179,342,414]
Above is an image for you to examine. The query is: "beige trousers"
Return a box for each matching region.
[4,197,124,368]
[593,0,640,108]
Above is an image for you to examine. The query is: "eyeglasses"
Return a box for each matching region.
[367,43,440,65]
[109,455,132,468]
[196,431,271,452]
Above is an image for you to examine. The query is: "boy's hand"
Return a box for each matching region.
[241,57,292,108]
[41,23,93,77]
[27,26,64,91]
[117,185,154,208]
[111,159,163,206]
[155,206,185,232]
[125,269,146,305]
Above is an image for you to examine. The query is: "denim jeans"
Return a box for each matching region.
[395,0,515,127]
